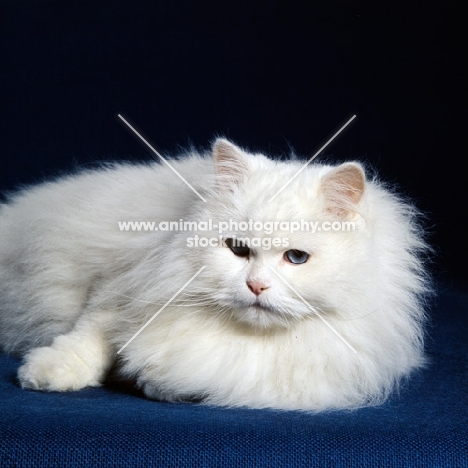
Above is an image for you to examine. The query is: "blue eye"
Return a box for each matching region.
[225,238,250,257]
[284,250,309,264]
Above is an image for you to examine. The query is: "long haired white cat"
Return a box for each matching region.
[0,139,430,411]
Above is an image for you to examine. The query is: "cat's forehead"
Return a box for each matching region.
[240,159,329,218]
[217,194,320,227]
[250,154,326,179]
[249,157,327,194]
[206,155,340,225]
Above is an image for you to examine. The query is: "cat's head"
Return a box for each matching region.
[187,139,368,329]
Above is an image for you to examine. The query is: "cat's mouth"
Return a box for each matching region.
[250,302,275,313]
[224,299,292,328]
[243,302,292,328]
[231,299,276,314]
[246,300,284,319]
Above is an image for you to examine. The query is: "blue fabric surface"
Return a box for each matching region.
[1,285,467,467]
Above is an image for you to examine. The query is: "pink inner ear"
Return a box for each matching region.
[321,163,366,217]
[213,139,249,186]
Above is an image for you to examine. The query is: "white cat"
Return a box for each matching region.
[0,139,430,411]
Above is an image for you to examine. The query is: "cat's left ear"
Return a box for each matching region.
[320,163,366,217]
[213,138,250,187]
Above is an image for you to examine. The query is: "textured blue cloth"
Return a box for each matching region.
[1,285,467,467]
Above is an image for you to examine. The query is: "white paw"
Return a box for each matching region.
[18,345,102,391]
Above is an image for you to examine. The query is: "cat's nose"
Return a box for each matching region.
[247,280,270,296]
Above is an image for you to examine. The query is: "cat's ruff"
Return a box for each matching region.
[0,139,430,411]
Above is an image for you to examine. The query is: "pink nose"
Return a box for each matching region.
[247,280,270,296]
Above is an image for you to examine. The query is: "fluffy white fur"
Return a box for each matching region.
[0,139,430,411]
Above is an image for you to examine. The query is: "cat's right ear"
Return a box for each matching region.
[213,139,250,188]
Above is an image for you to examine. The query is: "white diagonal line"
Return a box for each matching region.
[268,115,356,202]
[268,266,357,353]
[118,114,207,202]
[117,266,206,354]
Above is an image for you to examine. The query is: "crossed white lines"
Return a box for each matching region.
[117,114,357,354]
